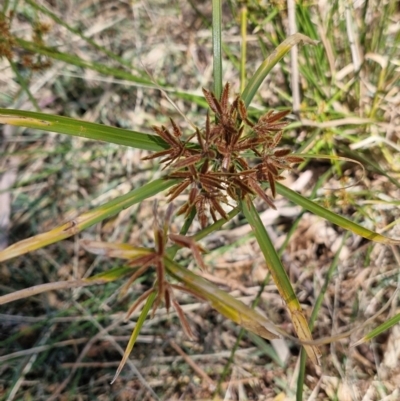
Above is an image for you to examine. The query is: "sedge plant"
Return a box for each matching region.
[1,1,399,398]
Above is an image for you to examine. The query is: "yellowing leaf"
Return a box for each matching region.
[80,240,152,259]
[290,310,321,366]
[164,257,280,340]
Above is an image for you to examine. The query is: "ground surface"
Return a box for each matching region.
[0,1,400,400]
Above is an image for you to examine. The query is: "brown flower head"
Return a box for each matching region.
[144,83,304,227]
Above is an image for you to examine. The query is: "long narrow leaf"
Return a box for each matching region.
[0,178,177,262]
[84,266,137,282]
[352,313,400,347]
[14,39,209,110]
[164,257,280,340]
[240,197,320,365]
[80,240,152,259]
[241,33,319,107]
[276,182,400,244]
[15,38,153,86]
[111,291,156,384]
[0,109,168,151]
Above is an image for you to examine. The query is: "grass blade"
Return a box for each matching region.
[164,257,279,340]
[111,291,156,384]
[80,240,152,259]
[240,197,320,365]
[0,178,177,262]
[15,37,152,86]
[352,313,400,347]
[84,266,137,282]
[276,182,400,244]
[0,109,168,151]
[241,33,319,107]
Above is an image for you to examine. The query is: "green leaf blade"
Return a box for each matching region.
[241,33,319,107]
[0,178,177,262]
[111,291,156,384]
[352,313,400,347]
[240,197,320,365]
[0,109,168,151]
[276,182,400,245]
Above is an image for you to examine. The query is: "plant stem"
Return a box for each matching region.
[212,0,223,99]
